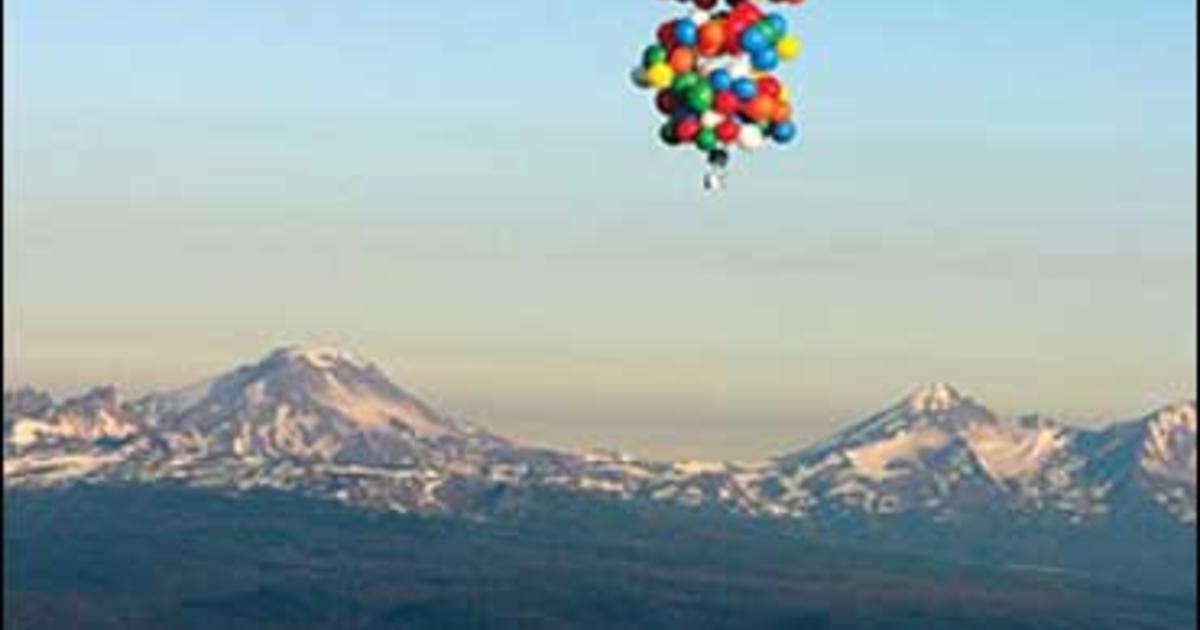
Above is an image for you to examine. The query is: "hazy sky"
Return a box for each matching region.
[4,0,1196,460]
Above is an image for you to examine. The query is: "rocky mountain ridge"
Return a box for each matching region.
[5,347,1195,529]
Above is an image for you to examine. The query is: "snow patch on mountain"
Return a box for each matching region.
[4,387,142,454]
[278,346,370,370]
[843,426,952,481]
[962,420,1069,481]
[907,383,965,414]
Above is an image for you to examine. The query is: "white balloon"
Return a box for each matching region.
[738,125,765,151]
[728,55,753,78]
[701,111,725,128]
[691,10,711,25]
[696,58,719,76]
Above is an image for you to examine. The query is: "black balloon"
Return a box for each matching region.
[707,149,730,168]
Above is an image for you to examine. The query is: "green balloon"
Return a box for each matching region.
[695,127,718,151]
[686,83,715,113]
[672,72,701,94]
[757,22,780,44]
[643,44,667,68]
[659,122,678,146]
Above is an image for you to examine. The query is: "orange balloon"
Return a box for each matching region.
[744,94,777,122]
[668,47,696,74]
[771,101,792,124]
[697,20,727,57]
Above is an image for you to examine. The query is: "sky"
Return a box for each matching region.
[4,0,1196,460]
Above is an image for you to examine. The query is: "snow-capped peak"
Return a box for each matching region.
[152,345,469,467]
[781,384,990,470]
[906,383,966,414]
[271,345,370,371]
[1139,401,1197,484]
[1151,401,1197,432]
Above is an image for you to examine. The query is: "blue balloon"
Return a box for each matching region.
[770,121,798,144]
[708,68,733,92]
[739,26,769,54]
[751,48,780,71]
[764,13,788,41]
[674,20,698,47]
[732,77,758,101]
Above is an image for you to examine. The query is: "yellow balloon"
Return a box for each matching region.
[645,63,676,89]
[779,85,791,103]
[777,35,801,61]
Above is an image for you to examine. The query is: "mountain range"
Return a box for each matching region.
[4,346,1196,595]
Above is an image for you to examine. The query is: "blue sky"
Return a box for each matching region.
[4,0,1196,459]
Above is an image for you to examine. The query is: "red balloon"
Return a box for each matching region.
[657,22,678,49]
[656,90,680,115]
[756,76,782,99]
[716,119,741,143]
[675,117,701,142]
[725,15,752,53]
[697,20,727,57]
[714,90,740,115]
[732,1,765,23]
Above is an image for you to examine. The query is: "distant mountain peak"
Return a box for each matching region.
[1152,400,1197,429]
[905,383,967,414]
[792,384,987,459]
[62,386,122,409]
[4,384,140,452]
[211,344,390,399]
[144,344,471,466]
[1139,400,1197,485]
[3,387,55,419]
[267,345,370,371]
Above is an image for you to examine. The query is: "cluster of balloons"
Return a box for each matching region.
[631,0,805,190]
